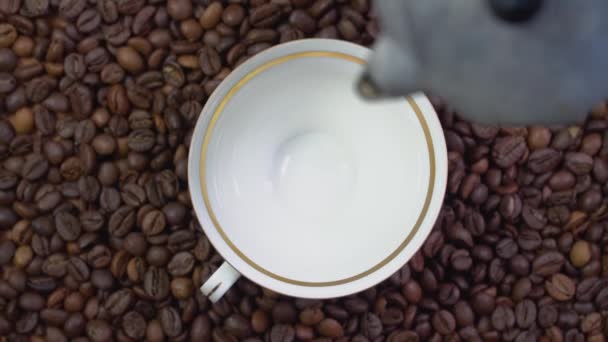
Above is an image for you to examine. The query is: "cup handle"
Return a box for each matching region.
[201,262,241,302]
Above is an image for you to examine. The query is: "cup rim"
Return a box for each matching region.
[188,38,448,298]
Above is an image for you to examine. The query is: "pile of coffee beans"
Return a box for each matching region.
[0,0,607,341]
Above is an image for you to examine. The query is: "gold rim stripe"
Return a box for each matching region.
[200,51,436,287]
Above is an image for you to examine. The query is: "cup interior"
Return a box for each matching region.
[188,39,448,298]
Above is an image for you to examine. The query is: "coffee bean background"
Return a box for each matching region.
[0,0,607,341]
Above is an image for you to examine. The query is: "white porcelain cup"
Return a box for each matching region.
[188,39,448,302]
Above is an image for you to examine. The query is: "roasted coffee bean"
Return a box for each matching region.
[34,105,56,135]
[121,183,146,206]
[14,246,33,270]
[15,311,38,334]
[0,73,17,94]
[14,59,44,81]
[299,307,324,326]
[290,9,316,34]
[438,283,460,305]
[270,324,295,342]
[102,20,130,45]
[318,318,344,338]
[528,148,562,173]
[0,24,17,49]
[223,313,251,337]
[127,84,152,109]
[431,310,455,335]
[146,319,166,341]
[496,238,518,259]
[167,229,195,253]
[576,277,608,301]
[128,128,155,152]
[100,187,121,211]
[159,306,182,337]
[91,269,113,289]
[108,206,135,237]
[5,89,25,115]
[86,319,112,342]
[595,286,608,309]
[59,0,86,19]
[537,305,558,329]
[74,120,96,145]
[116,46,144,74]
[200,2,223,29]
[518,229,542,251]
[245,29,278,46]
[67,83,93,119]
[491,305,516,331]
[0,170,17,190]
[26,276,56,293]
[343,297,369,314]
[67,256,90,282]
[170,276,192,299]
[42,253,67,277]
[250,4,281,28]
[452,301,474,328]
[104,288,134,317]
[0,240,16,265]
[492,136,526,168]
[107,84,130,116]
[21,0,48,17]
[41,308,68,326]
[0,48,17,72]
[110,249,129,278]
[78,176,100,203]
[167,251,194,276]
[98,162,119,185]
[122,311,146,339]
[22,153,48,181]
[144,266,169,300]
[87,245,112,268]
[132,6,156,36]
[565,152,593,175]
[199,46,222,76]
[532,251,565,276]
[123,232,146,257]
[525,126,550,150]
[514,299,536,329]
[100,63,124,84]
[55,211,81,241]
[580,312,602,333]
[361,312,382,339]
[64,312,86,337]
[80,210,104,232]
[220,3,244,26]
[546,273,575,301]
[570,240,591,267]
[521,204,547,229]
[142,209,166,235]
[25,76,55,103]
[19,291,44,311]
[65,53,86,79]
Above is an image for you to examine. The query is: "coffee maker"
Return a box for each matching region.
[358,0,608,125]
